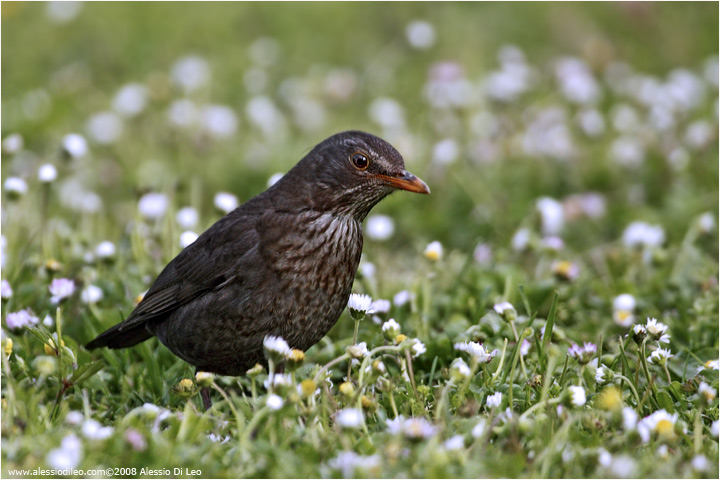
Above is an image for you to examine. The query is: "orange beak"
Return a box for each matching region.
[374,170,430,194]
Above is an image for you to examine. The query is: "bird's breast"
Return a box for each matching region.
[274,213,362,291]
[260,211,363,348]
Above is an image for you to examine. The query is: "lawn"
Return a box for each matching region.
[1,2,718,478]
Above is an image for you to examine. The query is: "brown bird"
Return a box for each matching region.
[86,131,429,404]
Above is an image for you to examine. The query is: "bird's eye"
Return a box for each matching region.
[351,152,369,170]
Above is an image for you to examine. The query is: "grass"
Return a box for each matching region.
[1,2,718,478]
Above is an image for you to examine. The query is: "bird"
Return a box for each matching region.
[86,131,429,406]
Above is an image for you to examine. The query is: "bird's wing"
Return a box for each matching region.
[120,211,259,329]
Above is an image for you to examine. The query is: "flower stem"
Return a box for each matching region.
[520,397,562,421]
[389,390,399,418]
[241,407,268,446]
[314,353,351,384]
[50,306,66,422]
[356,345,403,387]
[639,340,658,404]
[509,321,519,342]
[212,382,243,432]
[267,358,275,393]
[347,319,361,381]
[694,405,703,454]
[559,354,569,386]
[1,344,16,425]
[614,374,641,405]
[405,350,420,404]
[457,357,479,399]
[434,381,453,427]
[490,338,509,387]
[663,363,672,384]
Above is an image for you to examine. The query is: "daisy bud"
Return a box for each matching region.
[4,177,28,200]
[195,371,213,388]
[299,379,317,398]
[381,318,401,341]
[394,334,408,345]
[493,302,517,323]
[645,318,669,342]
[647,348,673,367]
[566,385,587,408]
[698,382,717,407]
[285,349,305,371]
[632,324,647,344]
[177,378,194,396]
[361,395,377,412]
[376,377,394,393]
[595,366,615,385]
[347,293,372,320]
[45,259,63,273]
[450,358,471,383]
[551,260,579,281]
[363,359,386,382]
[339,382,356,398]
[346,342,368,359]
[263,373,292,394]
[44,335,65,356]
[263,335,290,363]
[372,359,386,375]
[246,363,265,377]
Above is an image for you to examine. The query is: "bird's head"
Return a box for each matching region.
[281,131,430,220]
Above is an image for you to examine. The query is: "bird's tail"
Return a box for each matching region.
[86,322,154,350]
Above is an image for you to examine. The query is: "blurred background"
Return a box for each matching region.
[1,1,717,291]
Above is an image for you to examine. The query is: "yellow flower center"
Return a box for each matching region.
[44,338,65,356]
[598,386,622,411]
[178,378,194,391]
[339,382,355,397]
[2,338,12,356]
[703,359,718,369]
[287,349,305,362]
[656,419,674,438]
[300,379,317,397]
[555,261,572,272]
[424,250,440,261]
[45,259,62,272]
